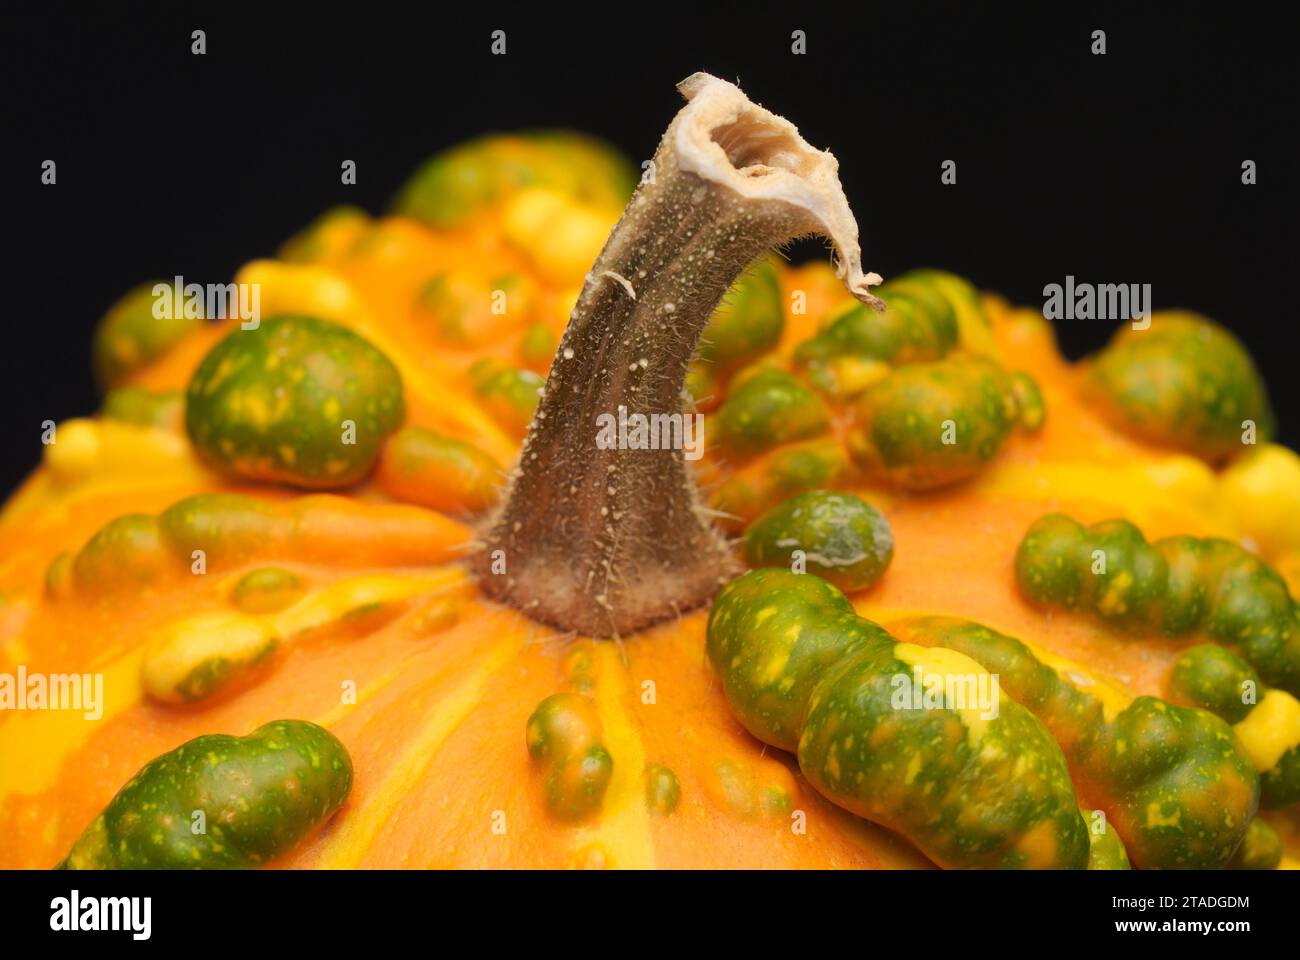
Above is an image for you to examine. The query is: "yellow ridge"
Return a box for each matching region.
[865,604,1136,721]
[315,617,526,868]
[0,472,215,532]
[0,569,463,799]
[0,649,145,797]
[270,569,465,638]
[569,643,656,869]
[972,459,1223,531]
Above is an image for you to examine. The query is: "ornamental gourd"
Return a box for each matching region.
[1,73,1298,870]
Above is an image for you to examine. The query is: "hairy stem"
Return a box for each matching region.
[470,72,880,636]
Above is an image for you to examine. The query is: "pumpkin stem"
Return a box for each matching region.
[470,72,882,636]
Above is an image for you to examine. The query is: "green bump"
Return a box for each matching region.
[847,356,1020,489]
[708,568,883,753]
[887,269,992,352]
[1166,644,1300,809]
[420,271,533,345]
[59,720,352,869]
[63,494,308,597]
[711,438,849,531]
[1009,372,1046,431]
[1168,644,1259,724]
[696,258,785,376]
[794,287,957,392]
[70,514,167,593]
[525,693,595,762]
[644,764,681,816]
[45,552,73,599]
[1078,519,1168,626]
[231,567,305,614]
[472,364,544,434]
[381,424,501,512]
[526,693,612,822]
[742,490,893,592]
[391,131,635,228]
[1158,536,1216,634]
[279,205,368,263]
[1016,512,1300,694]
[900,617,1259,869]
[713,370,830,459]
[1261,742,1300,809]
[546,745,613,821]
[1094,697,1258,869]
[797,627,1088,869]
[101,386,185,431]
[158,494,284,567]
[709,576,1101,868]
[1014,513,1089,609]
[1084,312,1275,462]
[1227,818,1282,869]
[185,315,405,489]
[93,282,202,391]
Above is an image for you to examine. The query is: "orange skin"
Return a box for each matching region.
[0,206,1292,869]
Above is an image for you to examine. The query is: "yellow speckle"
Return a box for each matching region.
[758,646,791,685]
[903,751,922,785]
[825,745,841,781]
[1145,803,1180,828]
[241,390,273,428]
[1097,570,1134,616]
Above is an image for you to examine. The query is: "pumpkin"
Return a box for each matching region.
[2,71,1298,870]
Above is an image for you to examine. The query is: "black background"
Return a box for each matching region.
[0,865,1285,945]
[2,3,1293,495]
